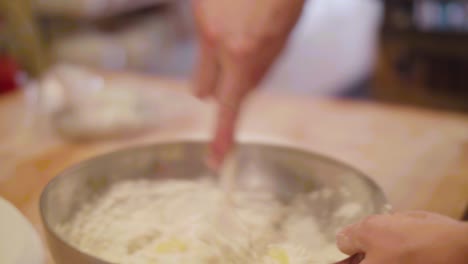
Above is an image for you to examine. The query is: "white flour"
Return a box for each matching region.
[57,178,351,264]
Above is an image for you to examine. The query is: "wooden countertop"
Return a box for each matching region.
[1,72,467,263]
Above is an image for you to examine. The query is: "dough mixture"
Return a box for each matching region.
[57,178,352,264]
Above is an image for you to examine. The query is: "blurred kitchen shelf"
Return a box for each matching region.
[39,5,170,46]
[372,0,468,113]
[0,0,48,76]
[383,0,468,33]
[35,0,173,20]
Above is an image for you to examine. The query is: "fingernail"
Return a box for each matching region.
[336,232,352,250]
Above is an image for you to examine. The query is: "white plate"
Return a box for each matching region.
[0,197,45,264]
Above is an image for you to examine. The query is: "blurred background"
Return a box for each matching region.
[1,0,468,112]
[1,0,467,227]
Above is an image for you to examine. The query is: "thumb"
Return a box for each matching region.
[336,219,372,256]
[337,214,390,256]
[337,229,364,256]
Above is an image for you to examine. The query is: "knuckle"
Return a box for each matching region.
[260,29,280,42]
[225,37,258,58]
[202,25,221,43]
[218,97,239,112]
[360,215,381,229]
[398,211,429,219]
[253,26,283,43]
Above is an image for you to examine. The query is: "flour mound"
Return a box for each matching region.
[57,178,351,263]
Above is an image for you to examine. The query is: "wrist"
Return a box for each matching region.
[454,222,468,262]
[462,222,468,245]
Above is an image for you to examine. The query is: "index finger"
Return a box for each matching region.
[209,52,252,169]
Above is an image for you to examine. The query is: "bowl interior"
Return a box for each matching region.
[41,142,387,257]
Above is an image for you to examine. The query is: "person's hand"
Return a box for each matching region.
[192,0,305,168]
[336,211,468,264]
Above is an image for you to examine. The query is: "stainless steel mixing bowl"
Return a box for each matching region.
[40,141,388,264]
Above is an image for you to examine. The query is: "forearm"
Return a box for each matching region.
[445,221,468,263]
[455,222,468,262]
